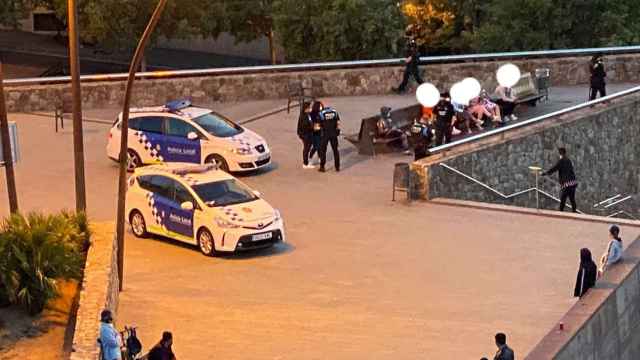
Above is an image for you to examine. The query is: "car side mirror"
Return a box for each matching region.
[252,190,261,197]
[180,201,194,211]
[187,132,199,141]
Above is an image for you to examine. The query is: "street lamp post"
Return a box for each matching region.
[67,0,87,213]
[0,61,18,214]
[115,0,168,291]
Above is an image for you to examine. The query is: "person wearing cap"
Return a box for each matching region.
[392,39,424,94]
[433,92,456,146]
[599,225,623,276]
[99,309,122,360]
[148,331,176,360]
[589,54,607,100]
[318,105,341,172]
[542,147,578,212]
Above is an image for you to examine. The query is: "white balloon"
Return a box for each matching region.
[497,64,521,87]
[462,77,482,99]
[450,82,468,105]
[416,83,440,107]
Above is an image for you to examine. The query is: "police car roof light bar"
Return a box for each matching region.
[170,163,218,175]
[166,99,192,112]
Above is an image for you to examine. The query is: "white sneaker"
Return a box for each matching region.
[303,164,315,169]
[510,114,518,121]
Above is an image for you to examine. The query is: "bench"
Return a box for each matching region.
[346,104,421,156]
[511,72,544,106]
[286,80,314,115]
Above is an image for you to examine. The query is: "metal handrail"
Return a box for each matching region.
[5,45,640,87]
[439,162,564,206]
[430,85,640,154]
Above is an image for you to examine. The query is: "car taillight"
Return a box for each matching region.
[108,131,112,139]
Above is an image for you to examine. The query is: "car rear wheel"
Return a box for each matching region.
[129,210,148,238]
[127,150,143,172]
[197,228,217,256]
[206,154,229,172]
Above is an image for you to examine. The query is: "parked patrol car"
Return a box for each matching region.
[126,163,285,255]
[107,100,271,172]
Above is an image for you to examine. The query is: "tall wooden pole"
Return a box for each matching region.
[0,61,18,214]
[116,0,168,291]
[67,0,87,212]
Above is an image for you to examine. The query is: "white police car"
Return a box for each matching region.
[126,163,285,255]
[107,99,271,172]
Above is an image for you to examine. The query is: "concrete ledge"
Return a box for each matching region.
[430,198,640,228]
[525,234,640,359]
[70,222,119,360]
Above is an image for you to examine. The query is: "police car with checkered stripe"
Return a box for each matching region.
[107,99,271,173]
[126,163,285,255]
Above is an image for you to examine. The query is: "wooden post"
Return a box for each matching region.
[0,61,18,214]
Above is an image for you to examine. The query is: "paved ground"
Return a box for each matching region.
[1,86,639,359]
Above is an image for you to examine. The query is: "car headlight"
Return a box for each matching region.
[274,209,282,222]
[231,147,252,155]
[215,216,240,228]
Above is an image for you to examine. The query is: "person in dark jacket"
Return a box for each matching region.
[542,147,578,212]
[409,115,433,160]
[493,333,514,360]
[147,331,176,360]
[589,54,607,100]
[297,102,315,169]
[309,101,324,163]
[392,40,423,94]
[574,248,597,298]
[433,92,455,146]
[318,106,341,172]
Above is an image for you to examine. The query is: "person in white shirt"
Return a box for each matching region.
[599,225,623,276]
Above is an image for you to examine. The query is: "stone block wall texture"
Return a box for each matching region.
[525,235,640,360]
[70,222,119,360]
[5,52,640,113]
[418,93,640,215]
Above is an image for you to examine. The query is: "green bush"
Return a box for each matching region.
[0,212,90,315]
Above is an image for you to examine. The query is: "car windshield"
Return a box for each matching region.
[192,112,243,138]
[192,179,257,207]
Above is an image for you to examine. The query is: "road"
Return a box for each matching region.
[1,89,639,359]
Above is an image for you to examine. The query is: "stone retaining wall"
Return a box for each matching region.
[414,92,640,214]
[5,53,640,112]
[70,222,119,360]
[526,235,640,360]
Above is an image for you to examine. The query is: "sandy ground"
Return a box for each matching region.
[0,281,78,360]
[1,88,639,358]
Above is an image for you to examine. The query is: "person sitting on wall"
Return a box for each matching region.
[376,106,409,153]
[494,84,517,122]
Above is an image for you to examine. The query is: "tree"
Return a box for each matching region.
[274,0,405,63]
[0,0,30,28]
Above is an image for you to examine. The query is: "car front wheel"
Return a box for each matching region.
[129,210,148,238]
[127,150,142,172]
[205,154,229,172]
[197,228,217,256]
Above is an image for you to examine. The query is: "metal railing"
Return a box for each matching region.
[429,84,640,154]
[5,45,640,87]
[593,194,637,220]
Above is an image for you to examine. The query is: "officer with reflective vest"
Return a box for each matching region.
[318,106,341,172]
[409,116,433,161]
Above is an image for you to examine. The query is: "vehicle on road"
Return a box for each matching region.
[126,163,285,255]
[107,99,271,173]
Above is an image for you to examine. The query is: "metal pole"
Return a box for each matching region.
[535,172,540,210]
[67,0,87,213]
[115,0,168,291]
[0,61,18,213]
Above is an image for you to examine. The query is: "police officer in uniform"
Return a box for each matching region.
[319,106,341,172]
[393,40,423,94]
[409,116,433,161]
[433,92,455,146]
[589,54,607,100]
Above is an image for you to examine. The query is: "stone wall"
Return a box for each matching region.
[70,222,119,360]
[525,235,640,360]
[415,93,640,214]
[5,52,640,112]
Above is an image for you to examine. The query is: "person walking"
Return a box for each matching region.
[392,39,423,94]
[542,147,578,212]
[99,310,122,360]
[297,102,315,169]
[599,225,623,277]
[147,331,176,360]
[318,105,341,173]
[433,92,455,146]
[309,101,324,164]
[574,248,597,298]
[493,333,515,360]
[589,54,607,100]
